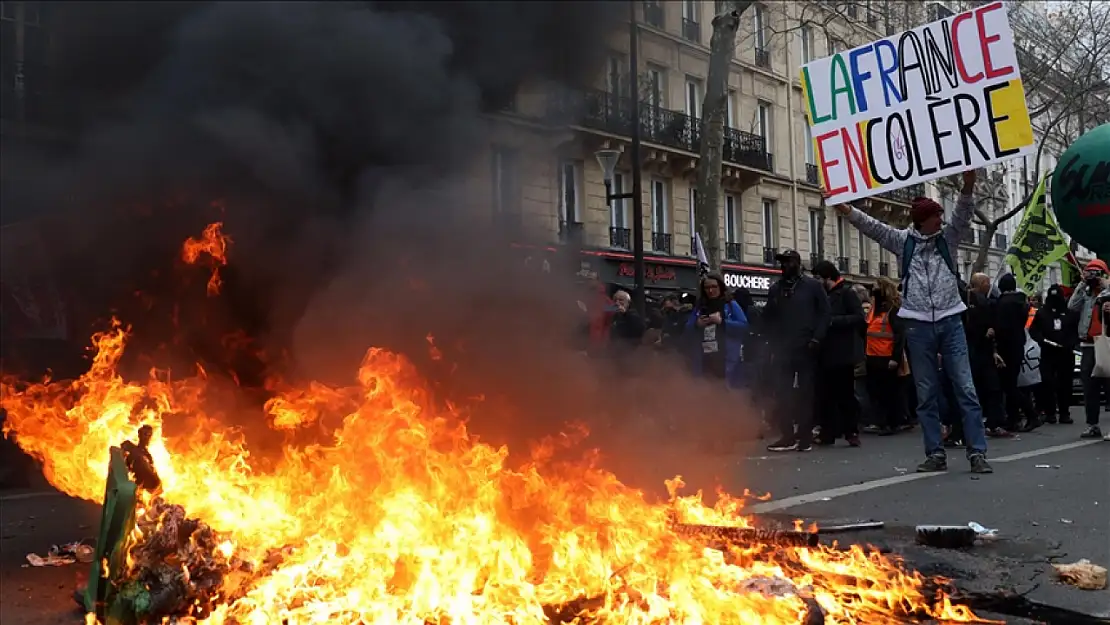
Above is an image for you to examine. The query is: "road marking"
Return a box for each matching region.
[0,490,64,502]
[746,439,1103,513]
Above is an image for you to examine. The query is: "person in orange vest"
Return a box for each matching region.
[995,273,1041,432]
[864,278,908,436]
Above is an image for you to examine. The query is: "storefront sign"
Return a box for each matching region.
[618,262,678,284]
[723,272,773,292]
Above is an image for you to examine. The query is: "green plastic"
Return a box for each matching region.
[83,446,139,625]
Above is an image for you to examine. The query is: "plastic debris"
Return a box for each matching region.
[25,540,96,567]
[1052,559,1108,590]
[1034,464,1060,469]
[1060,518,1074,524]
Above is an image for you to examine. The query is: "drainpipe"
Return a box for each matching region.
[785,21,799,251]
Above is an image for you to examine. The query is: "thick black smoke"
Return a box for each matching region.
[5,2,758,497]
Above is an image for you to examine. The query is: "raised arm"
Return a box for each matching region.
[944,170,977,248]
[844,206,908,255]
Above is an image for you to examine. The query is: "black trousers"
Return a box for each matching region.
[1079,347,1110,425]
[1039,346,1074,419]
[970,351,1007,430]
[817,364,860,440]
[865,356,902,429]
[999,352,1039,429]
[773,354,816,444]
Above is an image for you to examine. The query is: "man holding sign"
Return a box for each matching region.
[830,170,991,474]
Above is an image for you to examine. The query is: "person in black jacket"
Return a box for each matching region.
[811,261,866,446]
[1032,284,1079,424]
[995,274,1041,432]
[966,274,1011,437]
[763,249,832,452]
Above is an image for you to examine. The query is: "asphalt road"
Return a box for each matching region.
[1,413,1107,624]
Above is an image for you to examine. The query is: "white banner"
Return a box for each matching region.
[800,2,1035,204]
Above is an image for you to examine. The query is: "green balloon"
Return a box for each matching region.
[1051,122,1110,257]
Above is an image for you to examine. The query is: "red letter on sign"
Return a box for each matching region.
[951,12,983,84]
[816,130,848,196]
[975,2,1013,79]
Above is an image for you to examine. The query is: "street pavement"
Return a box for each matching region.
[1,414,1107,624]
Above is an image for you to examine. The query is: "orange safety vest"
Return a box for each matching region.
[866,308,895,357]
[1025,307,1035,329]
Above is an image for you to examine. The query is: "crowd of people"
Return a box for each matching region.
[582,170,1110,474]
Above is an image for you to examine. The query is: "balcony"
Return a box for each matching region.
[610,226,632,250]
[643,2,664,28]
[837,256,850,273]
[754,47,771,69]
[858,258,870,275]
[878,183,926,204]
[725,242,742,260]
[682,18,701,42]
[652,232,673,254]
[548,89,773,172]
[559,221,585,246]
[810,253,822,269]
[804,163,819,185]
[960,229,976,245]
[879,262,890,277]
[762,246,777,266]
[994,233,1008,250]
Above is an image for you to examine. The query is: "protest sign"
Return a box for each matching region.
[800,1,1035,205]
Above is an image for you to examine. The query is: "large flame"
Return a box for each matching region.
[1,226,985,625]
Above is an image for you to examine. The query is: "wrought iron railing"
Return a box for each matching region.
[878,183,925,204]
[651,232,673,254]
[805,163,819,185]
[810,253,822,270]
[682,18,701,42]
[762,246,777,266]
[879,262,890,277]
[858,258,870,276]
[609,227,632,250]
[754,48,771,69]
[994,233,1008,250]
[723,127,773,171]
[837,256,850,273]
[725,242,742,260]
[643,1,664,27]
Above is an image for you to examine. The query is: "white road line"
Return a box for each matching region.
[747,439,1103,513]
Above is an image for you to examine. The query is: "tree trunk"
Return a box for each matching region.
[694,3,748,272]
[972,223,997,274]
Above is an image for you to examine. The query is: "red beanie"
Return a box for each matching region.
[910,197,943,225]
[1086,259,1109,274]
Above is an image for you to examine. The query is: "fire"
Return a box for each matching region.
[0,224,987,625]
[182,222,231,296]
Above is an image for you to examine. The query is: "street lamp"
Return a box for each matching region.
[594,0,646,318]
[596,147,645,319]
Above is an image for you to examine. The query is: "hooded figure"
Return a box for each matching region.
[994,274,1041,432]
[1032,283,1079,423]
[686,274,748,386]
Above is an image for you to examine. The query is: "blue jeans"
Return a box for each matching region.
[904,315,988,457]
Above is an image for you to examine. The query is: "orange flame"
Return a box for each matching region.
[182,222,231,296]
[0,321,987,625]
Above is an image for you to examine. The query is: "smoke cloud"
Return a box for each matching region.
[4,1,758,498]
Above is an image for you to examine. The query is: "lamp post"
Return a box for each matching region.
[594,0,646,317]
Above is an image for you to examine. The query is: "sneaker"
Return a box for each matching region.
[796,442,813,452]
[1080,426,1103,439]
[1103,431,1110,442]
[987,427,1014,438]
[814,436,836,447]
[846,435,861,447]
[861,425,883,435]
[1019,418,1043,433]
[767,439,798,452]
[1059,415,1074,424]
[917,454,948,472]
[969,454,993,474]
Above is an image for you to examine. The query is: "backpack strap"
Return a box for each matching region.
[935,236,960,279]
[901,236,916,292]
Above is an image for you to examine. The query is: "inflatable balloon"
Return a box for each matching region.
[1051,122,1110,257]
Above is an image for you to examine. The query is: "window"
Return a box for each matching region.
[559,160,583,223]
[726,90,737,128]
[611,172,628,228]
[642,0,664,28]
[800,25,814,64]
[858,229,869,260]
[803,124,815,165]
[753,4,767,49]
[826,34,837,56]
[682,0,698,21]
[491,147,520,216]
[645,66,665,109]
[928,3,955,22]
[756,101,772,145]
[809,210,821,253]
[725,195,740,243]
[607,55,625,99]
[837,216,849,257]
[685,76,702,119]
[651,178,670,234]
[761,200,777,248]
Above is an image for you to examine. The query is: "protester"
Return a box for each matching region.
[812,261,865,447]
[832,170,992,473]
[966,273,1011,437]
[657,293,690,351]
[1068,259,1110,440]
[994,274,1041,432]
[608,290,645,364]
[1032,284,1078,424]
[686,274,748,387]
[763,249,831,452]
[863,278,908,436]
[853,284,873,431]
